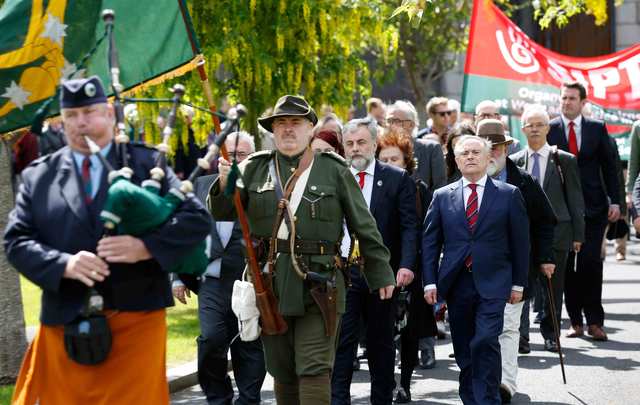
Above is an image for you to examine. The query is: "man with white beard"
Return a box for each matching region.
[476,119,556,403]
[332,117,418,405]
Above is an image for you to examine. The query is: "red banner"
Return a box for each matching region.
[462,0,640,127]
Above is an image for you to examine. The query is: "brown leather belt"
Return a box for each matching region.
[270,238,339,255]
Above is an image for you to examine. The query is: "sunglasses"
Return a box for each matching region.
[435,110,453,117]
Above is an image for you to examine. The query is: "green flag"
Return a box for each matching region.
[0,0,199,134]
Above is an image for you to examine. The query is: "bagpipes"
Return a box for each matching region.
[92,10,250,277]
[95,10,287,336]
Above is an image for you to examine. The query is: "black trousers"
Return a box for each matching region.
[540,249,569,340]
[564,215,608,327]
[198,277,266,405]
[331,266,396,405]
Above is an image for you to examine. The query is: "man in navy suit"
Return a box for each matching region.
[547,81,620,341]
[331,117,418,405]
[423,135,529,405]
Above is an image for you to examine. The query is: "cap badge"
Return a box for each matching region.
[84,83,96,97]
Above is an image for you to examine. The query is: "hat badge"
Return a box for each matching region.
[84,83,97,97]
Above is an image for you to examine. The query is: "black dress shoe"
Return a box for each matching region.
[518,337,531,354]
[499,384,512,404]
[394,387,411,403]
[544,339,558,352]
[419,349,436,369]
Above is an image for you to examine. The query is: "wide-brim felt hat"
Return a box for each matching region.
[476,118,513,146]
[258,95,318,133]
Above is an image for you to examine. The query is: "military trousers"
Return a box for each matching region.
[262,305,339,384]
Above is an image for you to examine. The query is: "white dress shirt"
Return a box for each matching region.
[561,114,583,152]
[340,159,376,258]
[425,174,522,293]
[204,221,235,278]
[462,174,487,209]
[526,143,551,186]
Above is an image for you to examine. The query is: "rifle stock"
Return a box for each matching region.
[229,158,288,336]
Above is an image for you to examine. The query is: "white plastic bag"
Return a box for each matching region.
[231,269,262,342]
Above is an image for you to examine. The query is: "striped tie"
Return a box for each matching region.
[464,183,478,268]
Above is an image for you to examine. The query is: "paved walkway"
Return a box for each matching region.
[172,240,640,404]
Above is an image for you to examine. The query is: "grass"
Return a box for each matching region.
[0,386,14,405]
[20,276,200,368]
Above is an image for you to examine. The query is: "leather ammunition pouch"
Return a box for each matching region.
[64,314,112,365]
[307,272,338,337]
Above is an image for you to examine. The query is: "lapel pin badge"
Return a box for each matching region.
[377,180,383,187]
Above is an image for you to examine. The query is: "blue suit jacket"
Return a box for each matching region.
[367,160,418,273]
[4,143,211,325]
[421,177,529,300]
[548,116,619,218]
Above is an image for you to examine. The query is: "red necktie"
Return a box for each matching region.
[357,172,366,189]
[568,121,578,156]
[465,183,478,268]
[82,157,92,204]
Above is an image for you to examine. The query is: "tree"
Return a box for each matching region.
[394,0,624,28]
[187,0,397,141]
[382,0,471,124]
[0,138,26,385]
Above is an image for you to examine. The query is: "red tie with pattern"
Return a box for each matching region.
[568,121,578,156]
[82,157,92,204]
[465,183,478,268]
[357,172,366,189]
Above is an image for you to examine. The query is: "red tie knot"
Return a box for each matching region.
[468,183,477,192]
[569,121,575,128]
[357,172,366,189]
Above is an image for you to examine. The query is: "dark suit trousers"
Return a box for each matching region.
[540,249,569,340]
[565,215,608,327]
[198,277,266,405]
[447,270,506,405]
[331,266,396,405]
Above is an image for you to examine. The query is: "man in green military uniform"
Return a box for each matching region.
[210,95,395,405]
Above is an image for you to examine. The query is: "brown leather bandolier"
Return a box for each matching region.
[265,148,339,336]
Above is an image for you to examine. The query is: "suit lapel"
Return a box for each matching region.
[543,152,556,190]
[475,177,497,232]
[449,180,468,231]
[552,119,570,152]
[370,161,383,216]
[58,149,93,235]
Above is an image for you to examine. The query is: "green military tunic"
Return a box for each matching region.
[209,149,395,316]
[209,148,394,386]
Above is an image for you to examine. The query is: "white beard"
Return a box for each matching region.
[488,153,506,177]
[348,155,372,172]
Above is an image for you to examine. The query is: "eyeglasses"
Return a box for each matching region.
[435,110,453,117]
[476,112,501,120]
[523,123,547,129]
[227,151,249,159]
[386,118,414,127]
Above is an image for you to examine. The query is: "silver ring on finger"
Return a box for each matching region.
[92,271,98,277]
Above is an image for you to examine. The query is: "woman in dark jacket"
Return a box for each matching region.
[377,129,437,403]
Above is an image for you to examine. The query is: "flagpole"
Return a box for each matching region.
[174,0,288,335]
[176,0,222,134]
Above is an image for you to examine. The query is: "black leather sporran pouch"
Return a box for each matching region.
[64,289,112,365]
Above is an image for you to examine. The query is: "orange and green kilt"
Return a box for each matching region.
[12,309,168,405]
